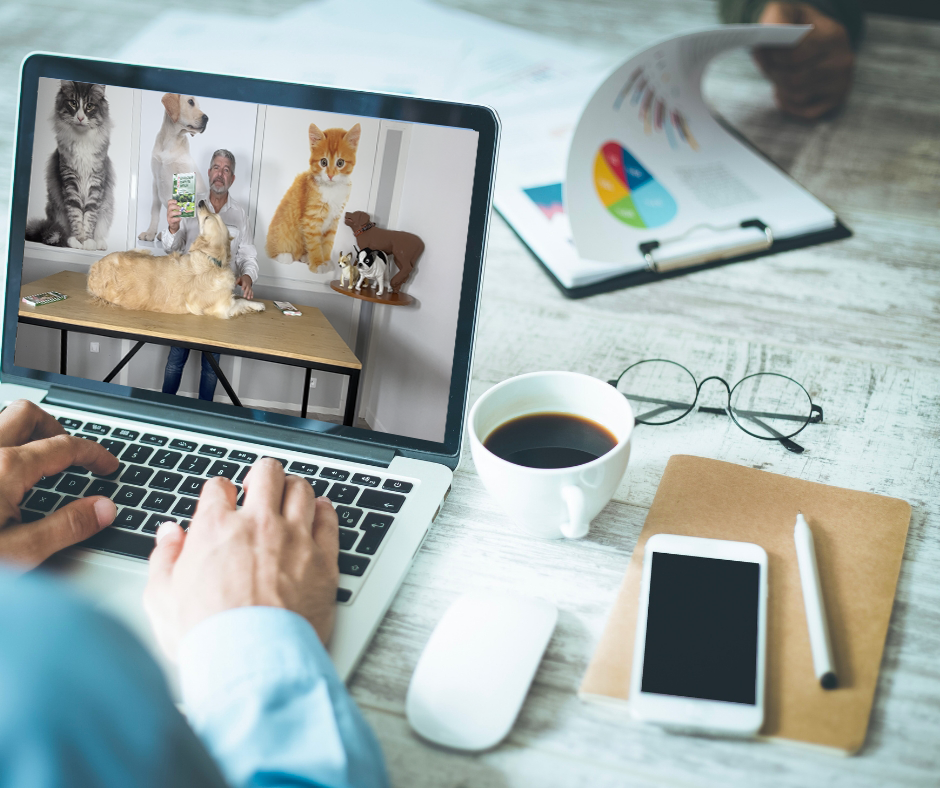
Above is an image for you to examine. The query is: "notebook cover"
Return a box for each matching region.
[579,455,911,754]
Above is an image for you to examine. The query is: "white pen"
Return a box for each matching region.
[793,512,838,690]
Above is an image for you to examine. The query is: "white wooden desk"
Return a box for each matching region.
[2,2,938,786]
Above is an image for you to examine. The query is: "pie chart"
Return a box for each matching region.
[594,141,677,228]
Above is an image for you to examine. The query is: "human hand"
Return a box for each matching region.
[754,2,855,119]
[144,459,340,659]
[167,199,181,234]
[236,274,254,300]
[0,400,118,571]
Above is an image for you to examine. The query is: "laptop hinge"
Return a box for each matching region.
[43,385,397,468]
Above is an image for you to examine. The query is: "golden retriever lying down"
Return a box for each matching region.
[87,201,265,319]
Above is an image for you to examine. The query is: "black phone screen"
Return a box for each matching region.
[641,552,760,705]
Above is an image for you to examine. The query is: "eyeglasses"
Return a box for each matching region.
[608,359,823,454]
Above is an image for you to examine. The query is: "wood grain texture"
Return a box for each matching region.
[19,271,361,368]
[2,1,939,786]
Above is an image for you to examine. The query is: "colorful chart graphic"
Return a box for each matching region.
[594,142,677,228]
[524,183,565,220]
[613,66,698,151]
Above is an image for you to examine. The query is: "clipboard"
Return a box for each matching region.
[579,455,911,754]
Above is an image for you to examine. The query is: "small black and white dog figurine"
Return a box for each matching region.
[355,247,390,296]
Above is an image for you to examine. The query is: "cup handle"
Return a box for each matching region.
[560,485,589,539]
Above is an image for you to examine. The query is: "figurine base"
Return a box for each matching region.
[330,281,414,306]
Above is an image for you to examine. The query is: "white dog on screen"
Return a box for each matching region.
[355,248,390,296]
[138,93,208,241]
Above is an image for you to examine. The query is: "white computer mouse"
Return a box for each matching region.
[405,590,557,751]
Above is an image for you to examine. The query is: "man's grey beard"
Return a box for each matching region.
[210,180,228,195]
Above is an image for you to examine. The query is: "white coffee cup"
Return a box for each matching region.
[468,371,633,540]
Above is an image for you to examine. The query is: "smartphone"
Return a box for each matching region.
[629,533,768,737]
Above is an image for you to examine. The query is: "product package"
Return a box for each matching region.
[274,300,302,316]
[22,290,68,307]
[173,172,197,218]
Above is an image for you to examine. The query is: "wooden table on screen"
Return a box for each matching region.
[18,271,362,425]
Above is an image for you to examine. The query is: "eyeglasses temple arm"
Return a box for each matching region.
[740,413,806,454]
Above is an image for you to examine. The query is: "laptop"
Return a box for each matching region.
[3,53,498,684]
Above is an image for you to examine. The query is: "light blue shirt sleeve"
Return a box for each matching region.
[178,607,389,788]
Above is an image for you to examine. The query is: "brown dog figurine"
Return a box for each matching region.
[344,211,424,291]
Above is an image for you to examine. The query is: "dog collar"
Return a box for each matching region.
[353,222,375,237]
[209,256,223,268]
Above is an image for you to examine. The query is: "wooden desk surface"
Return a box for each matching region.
[19,271,360,371]
[3,3,939,787]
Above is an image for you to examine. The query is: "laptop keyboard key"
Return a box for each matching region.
[358,489,406,513]
[55,474,89,496]
[149,450,182,469]
[357,513,393,555]
[21,509,44,523]
[100,439,126,456]
[336,506,363,528]
[113,508,147,531]
[236,465,251,483]
[112,429,139,441]
[180,477,206,497]
[121,444,154,464]
[320,467,349,481]
[121,465,154,486]
[338,553,370,577]
[289,461,318,475]
[150,471,182,492]
[170,439,197,452]
[35,473,63,490]
[172,497,197,518]
[25,490,60,512]
[86,479,118,498]
[338,528,359,551]
[179,455,210,475]
[142,492,175,513]
[114,486,146,508]
[200,444,227,458]
[336,588,352,603]
[207,461,239,479]
[352,473,381,488]
[143,514,172,534]
[57,417,82,430]
[229,451,257,464]
[94,462,124,481]
[327,484,359,504]
[83,423,109,436]
[305,478,328,497]
[382,479,413,494]
[66,465,91,475]
[140,433,168,446]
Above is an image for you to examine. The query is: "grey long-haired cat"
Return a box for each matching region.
[25,81,115,251]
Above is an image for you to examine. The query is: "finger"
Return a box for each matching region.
[0,400,67,447]
[282,474,316,533]
[147,521,186,589]
[758,1,803,26]
[0,435,119,500]
[777,93,842,119]
[0,497,115,570]
[311,496,339,557]
[192,476,237,528]
[242,457,287,513]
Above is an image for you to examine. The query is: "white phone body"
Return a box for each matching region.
[629,533,768,737]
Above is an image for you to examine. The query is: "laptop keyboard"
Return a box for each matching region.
[20,408,418,605]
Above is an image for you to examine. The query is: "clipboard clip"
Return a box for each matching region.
[639,219,774,273]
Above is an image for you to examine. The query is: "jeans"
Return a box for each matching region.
[162,346,220,401]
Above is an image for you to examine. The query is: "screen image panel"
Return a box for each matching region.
[641,552,760,705]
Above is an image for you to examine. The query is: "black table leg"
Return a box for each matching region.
[103,341,145,383]
[343,368,360,427]
[301,367,312,419]
[202,352,242,407]
[59,329,68,375]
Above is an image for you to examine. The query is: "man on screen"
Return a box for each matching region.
[157,149,259,401]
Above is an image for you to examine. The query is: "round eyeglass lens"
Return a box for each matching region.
[729,373,813,440]
[615,360,698,425]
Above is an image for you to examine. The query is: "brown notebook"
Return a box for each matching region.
[580,455,911,754]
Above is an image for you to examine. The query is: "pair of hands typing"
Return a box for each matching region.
[0,399,339,655]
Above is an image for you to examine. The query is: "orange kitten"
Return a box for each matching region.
[266,123,360,272]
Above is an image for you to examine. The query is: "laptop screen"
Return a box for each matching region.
[4,56,497,464]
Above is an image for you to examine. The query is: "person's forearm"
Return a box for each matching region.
[179,607,389,788]
[718,0,864,49]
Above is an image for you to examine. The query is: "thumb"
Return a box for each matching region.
[147,521,186,587]
[144,521,186,661]
[758,1,803,25]
[0,497,116,571]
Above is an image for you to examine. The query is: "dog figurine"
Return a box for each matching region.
[89,201,264,319]
[337,251,358,289]
[344,211,424,291]
[138,93,209,242]
[355,248,390,297]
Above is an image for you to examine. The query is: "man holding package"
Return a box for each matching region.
[157,149,259,401]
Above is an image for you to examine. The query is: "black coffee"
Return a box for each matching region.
[483,412,617,469]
